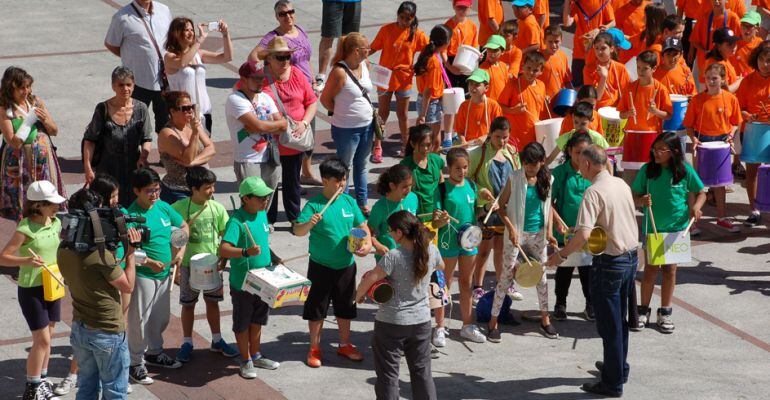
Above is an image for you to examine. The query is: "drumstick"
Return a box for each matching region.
[483,186,506,225]
[186,202,209,225]
[647,204,660,238]
[416,212,460,224]
[447,137,485,149]
[647,89,658,121]
[681,217,695,238]
[319,188,343,217]
[551,208,568,231]
[170,262,179,293]
[28,249,65,287]
[279,253,310,264]
[628,92,638,124]
[242,223,258,247]
[516,244,533,267]
[544,96,552,119]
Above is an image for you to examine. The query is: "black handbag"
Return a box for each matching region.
[336,62,385,140]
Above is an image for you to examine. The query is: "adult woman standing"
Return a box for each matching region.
[164,17,232,134]
[83,67,152,207]
[0,67,65,222]
[250,0,322,185]
[320,33,375,213]
[157,91,216,204]
[260,37,318,223]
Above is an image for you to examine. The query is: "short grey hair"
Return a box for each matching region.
[111,66,135,84]
[274,0,292,11]
[581,145,607,166]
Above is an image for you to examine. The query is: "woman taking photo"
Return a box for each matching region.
[320,32,375,214]
[0,66,65,222]
[83,66,153,207]
[157,91,216,204]
[260,36,318,223]
[164,17,233,134]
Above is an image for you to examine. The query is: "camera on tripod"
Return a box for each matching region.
[60,207,150,253]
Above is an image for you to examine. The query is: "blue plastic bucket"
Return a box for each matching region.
[552,88,577,117]
[740,122,770,163]
[663,94,688,131]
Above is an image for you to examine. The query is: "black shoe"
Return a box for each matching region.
[595,361,629,383]
[540,323,559,339]
[22,382,41,400]
[129,365,154,385]
[553,304,567,320]
[745,212,761,227]
[487,326,501,343]
[581,382,622,397]
[584,303,595,321]
[144,352,182,369]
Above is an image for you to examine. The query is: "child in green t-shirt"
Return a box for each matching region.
[171,167,237,363]
[219,176,280,378]
[400,124,446,217]
[369,164,419,260]
[294,157,372,368]
[631,132,706,334]
[547,101,609,165]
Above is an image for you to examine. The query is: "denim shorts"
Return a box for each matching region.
[416,95,443,125]
[377,88,412,98]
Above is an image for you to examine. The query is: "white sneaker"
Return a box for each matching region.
[127,384,133,394]
[314,74,326,93]
[432,327,447,348]
[53,375,77,395]
[460,324,486,343]
[507,286,524,301]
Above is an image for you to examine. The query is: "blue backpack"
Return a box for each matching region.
[475,290,516,324]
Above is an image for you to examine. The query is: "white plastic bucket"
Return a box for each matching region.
[369,64,392,89]
[189,253,221,291]
[534,117,564,157]
[452,45,481,75]
[441,88,465,115]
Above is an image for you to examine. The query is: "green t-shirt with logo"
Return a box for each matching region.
[556,129,609,150]
[16,217,61,288]
[297,193,366,269]
[126,200,184,280]
[400,153,445,216]
[631,162,705,234]
[436,179,478,253]
[221,208,271,290]
[368,192,419,260]
[551,161,591,243]
[172,199,229,267]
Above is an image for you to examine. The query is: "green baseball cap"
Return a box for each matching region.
[741,10,761,26]
[467,69,490,84]
[239,176,274,197]
[483,35,507,50]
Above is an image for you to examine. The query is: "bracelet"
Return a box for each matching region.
[556,251,566,261]
[241,248,249,258]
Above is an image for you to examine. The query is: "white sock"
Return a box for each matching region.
[183,337,193,345]
[68,372,78,381]
[212,333,222,342]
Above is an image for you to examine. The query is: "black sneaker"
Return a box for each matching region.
[144,352,182,369]
[581,382,622,397]
[487,327,502,343]
[37,380,59,400]
[584,303,595,321]
[129,365,154,385]
[22,382,41,400]
[595,361,629,383]
[540,323,559,339]
[553,304,567,320]
[745,211,761,227]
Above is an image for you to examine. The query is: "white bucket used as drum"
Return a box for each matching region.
[453,45,481,75]
[442,87,465,115]
[535,117,564,157]
[189,253,222,291]
[369,64,392,89]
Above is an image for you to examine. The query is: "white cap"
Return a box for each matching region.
[27,180,66,204]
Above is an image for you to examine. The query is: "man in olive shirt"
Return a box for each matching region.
[546,145,639,398]
[59,188,141,400]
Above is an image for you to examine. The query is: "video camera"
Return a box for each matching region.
[60,207,150,254]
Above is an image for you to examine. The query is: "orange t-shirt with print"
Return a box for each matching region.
[480,60,511,101]
[454,97,504,140]
[534,0,550,29]
[370,23,429,91]
[584,60,632,108]
[731,36,763,77]
[560,110,605,135]
[735,71,770,123]
[478,0,505,46]
[416,55,445,100]
[616,1,649,38]
[616,79,674,132]
[541,50,572,99]
[516,14,542,51]
[499,76,548,146]
[700,58,739,85]
[653,63,698,95]
[570,0,615,60]
[501,47,523,77]
[682,90,743,136]
[445,17,479,57]
[689,10,741,75]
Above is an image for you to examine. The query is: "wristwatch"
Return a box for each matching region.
[241,248,249,258]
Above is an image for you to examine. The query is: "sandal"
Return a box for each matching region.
[371,146,383,163]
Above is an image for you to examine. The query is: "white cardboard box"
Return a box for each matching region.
[241,264,311,308]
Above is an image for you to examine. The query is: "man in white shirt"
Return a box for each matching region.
[105,0,173,132]
[225,61,288,225]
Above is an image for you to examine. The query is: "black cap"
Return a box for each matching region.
[663,37,683,53]
[712,27,739,45]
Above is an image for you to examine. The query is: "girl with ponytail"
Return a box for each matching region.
[356,210,442,400]
[369,165,420,261]
[414,24,453,152]
[370,1,429,160]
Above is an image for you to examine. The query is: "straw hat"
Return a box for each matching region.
[514,259,544,288]
[258,36,296,59]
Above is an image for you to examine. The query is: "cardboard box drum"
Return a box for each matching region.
[242,264,311,308]
[646,231,692,266]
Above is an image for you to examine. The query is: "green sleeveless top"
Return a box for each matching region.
[16,217,61,288]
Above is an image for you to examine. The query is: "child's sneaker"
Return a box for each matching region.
[129,365,154,385]
[239,359,257,379]
[553,304,567,320]
[176,342,193,363]
[337,343,364,361]
[631,306,651,332]
[744,211,761,227]
[211,338,239,358]
[432,326,447,347]
[716,218,740,233]
[507,285,524,301]
[657,307,675,334]
[252,354,280,370]
[371,146,383,163]
[144,352,182,369]
[53,374,77,395]
[460,324,487,343]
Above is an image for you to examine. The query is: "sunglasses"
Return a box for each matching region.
[274,54,292,62]
[277,9,296,18]
[175,105,195,112]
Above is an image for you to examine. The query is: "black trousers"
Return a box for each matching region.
[132,85,168,132]
[555,265,591,307]
[683,18,696,69]
[571,58,586,88]
[267,153,302,223]
[373,320,436,400]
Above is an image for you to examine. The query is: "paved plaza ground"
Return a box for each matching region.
[0,1,768,399]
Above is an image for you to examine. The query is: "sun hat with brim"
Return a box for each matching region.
[606,28,632,51]
[483,35,507,50]
[239,60,266,79]
[741,10,761,26]
[239,176,274,197]
[266,37,297,54]
[712,27,740,44]
[467,69,490,84]
[512,0,535,7]
[27,180,66,204]
[514,259,544,288]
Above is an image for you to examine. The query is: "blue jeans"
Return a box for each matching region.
[590,251,638,394]
[70,321,130,400]
[331,123,374,206]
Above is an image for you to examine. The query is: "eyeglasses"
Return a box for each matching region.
[175,105,195,112]
[277,9,296,18]
[144,188,161,195]
[274,54,292,62]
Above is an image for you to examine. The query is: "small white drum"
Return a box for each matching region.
[457,223,482,251]
[189,253,222,291]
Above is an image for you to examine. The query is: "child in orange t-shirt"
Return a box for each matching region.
[415,25,452,152]
[499,51,547,147]
[617,51,673,133]
[499,20,523,77]
[562,0,615,87]
[646,15,688,68]
[731,11,763,77]
[541,25,572,100]
[370,2,429,160]
[480,35,510,101]
[445,0,479,88]
[512,0,542,54]
[478,0,505,46]
[735,41,770,225]
[616,0,649,38]
[701,27,742,92]
[454,69,504,142]
[534,0,550,29]
[653,37,698,96]
[619,3,667,64]
[560,85,605,135]
[683,62,743,232]
[688,0,741,75]
[584,30,632,108]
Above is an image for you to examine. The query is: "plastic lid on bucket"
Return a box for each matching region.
[670,94,688,102]
[350,228,367,238]
[598,106,621,120]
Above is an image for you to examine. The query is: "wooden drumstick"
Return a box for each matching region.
[417,212,460,224]
[516,244,533,267]
[647,204,660,239]
[242,223,258,247]
[681,217,695,238]
[628,92,638,124]
[187,202,209,225]
[170,262,179,292]
[447,137,484,150]
[544,96,553,119]
[319,188,343,217]
[28,249,65,287]
[647,89,658,121]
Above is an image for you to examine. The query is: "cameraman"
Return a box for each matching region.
[58,188,142,399]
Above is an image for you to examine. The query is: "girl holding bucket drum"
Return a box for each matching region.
[355,211,443,400]
[683,63,743,232]
[631,132,706,333]
[735,41,770,227]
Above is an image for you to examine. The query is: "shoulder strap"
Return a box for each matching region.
[336,62,374,106]
[265,72,288,117]
[473,142,488,182]
[130,3,163,60]
[438,181,447,210]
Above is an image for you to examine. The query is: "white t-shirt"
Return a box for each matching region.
[225,90,278,164]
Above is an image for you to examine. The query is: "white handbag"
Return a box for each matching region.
[267,73,315,152]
